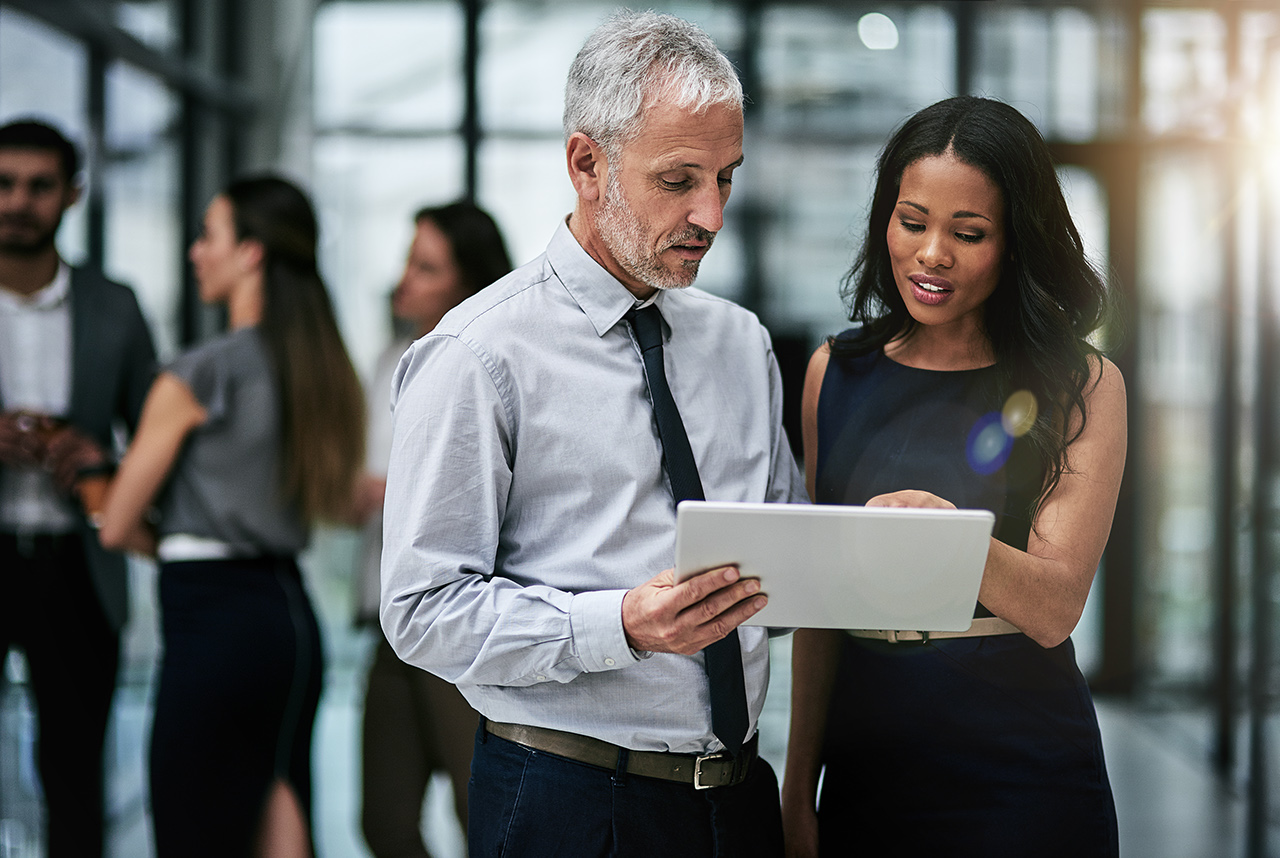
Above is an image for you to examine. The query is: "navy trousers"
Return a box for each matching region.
[469,725,784,858]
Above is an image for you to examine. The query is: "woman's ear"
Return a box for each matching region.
[566,132,608,203]
[237,237,265,274]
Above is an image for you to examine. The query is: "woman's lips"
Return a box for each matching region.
[909,274,953,306]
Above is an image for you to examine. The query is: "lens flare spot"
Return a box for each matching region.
[967,412,1013,475]
[1002,390,1038,437]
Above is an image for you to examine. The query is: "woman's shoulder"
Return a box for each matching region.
[170,327,260,367]
[1085,353,1126,409]
[825,327,886,373]
[165,328,267,401]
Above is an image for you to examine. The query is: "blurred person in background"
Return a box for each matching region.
[0,118,156,858]
[97,174,364,857]
[353,201,512,858]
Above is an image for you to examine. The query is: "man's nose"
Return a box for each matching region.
[0,185,32,209]
[687,183,725,234]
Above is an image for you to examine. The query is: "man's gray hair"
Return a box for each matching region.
[563,10,743,159]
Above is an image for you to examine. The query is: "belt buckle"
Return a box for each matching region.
[693,752,729,790]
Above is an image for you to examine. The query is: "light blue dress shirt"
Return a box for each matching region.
[380,220,806,755]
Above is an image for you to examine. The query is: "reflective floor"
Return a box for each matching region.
[0,631,1263,858]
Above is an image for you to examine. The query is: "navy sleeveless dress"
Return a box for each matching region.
[813,333,1118,856]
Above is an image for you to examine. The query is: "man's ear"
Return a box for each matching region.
[63,182,82,211]
[566,132,608,203]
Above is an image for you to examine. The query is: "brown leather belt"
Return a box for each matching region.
[483,719,756,790]
[847,616,1022,644]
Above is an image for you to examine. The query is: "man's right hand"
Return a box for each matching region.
[621,565,766,655]
[0,411,52,466]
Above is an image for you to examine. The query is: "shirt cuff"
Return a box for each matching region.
[570,589,639,672]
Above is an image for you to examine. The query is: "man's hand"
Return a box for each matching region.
[43,425,109,491]
[621,565,766,654]
[0,411,56,466]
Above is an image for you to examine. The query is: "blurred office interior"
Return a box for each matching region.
[1,0,1280,855]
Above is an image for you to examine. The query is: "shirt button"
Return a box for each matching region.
[536,674,547,681]
[604,657,616,667]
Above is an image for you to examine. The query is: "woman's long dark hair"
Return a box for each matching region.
[835,96,1112,516]
[224,175,365,521]
[415,200,514,295]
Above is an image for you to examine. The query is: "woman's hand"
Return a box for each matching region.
[865,489,956,510]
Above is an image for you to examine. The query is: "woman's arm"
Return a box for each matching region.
[782,627,842,858]
[868,356,1128,648]
[781,345,839,858]
[97,372,207,555]
[978,356,1127,646]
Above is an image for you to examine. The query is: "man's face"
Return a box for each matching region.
[592,99,743,296]
[0,148,77,256]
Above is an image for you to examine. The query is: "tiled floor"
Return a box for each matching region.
[0,631,1267,858]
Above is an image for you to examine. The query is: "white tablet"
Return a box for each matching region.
[674,501,995,630]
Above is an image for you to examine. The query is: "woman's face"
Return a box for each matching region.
[886,152,1006,340]
[391,218,472,334]
[189,195,252,304]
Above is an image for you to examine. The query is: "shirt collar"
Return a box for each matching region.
[546,218,672,338]
[0,261,71,312]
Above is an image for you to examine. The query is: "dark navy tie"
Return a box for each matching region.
[626,304,749,756]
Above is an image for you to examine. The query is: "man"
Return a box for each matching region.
[0,119,156,857]
[381,11,805,857]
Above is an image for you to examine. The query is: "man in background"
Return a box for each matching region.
[0,119,156,857]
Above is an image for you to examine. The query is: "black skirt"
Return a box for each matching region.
[149,556,324,857]
[817,633,1118,857]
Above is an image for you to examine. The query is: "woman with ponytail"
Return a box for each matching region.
[99,175,364,857]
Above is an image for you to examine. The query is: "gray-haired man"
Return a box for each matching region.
[380,11,804,856]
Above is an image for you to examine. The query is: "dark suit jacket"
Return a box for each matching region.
[0,265,157,632]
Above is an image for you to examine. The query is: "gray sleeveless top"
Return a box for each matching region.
[156,327,308,556]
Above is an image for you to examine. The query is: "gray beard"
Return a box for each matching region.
[596,178,704,292]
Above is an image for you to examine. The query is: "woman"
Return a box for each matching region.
[98,175,364,857]
[780,96,1126,857]
[352,201,512,858]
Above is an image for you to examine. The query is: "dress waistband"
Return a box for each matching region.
[847,616,1022,644]
[156,533,238,562]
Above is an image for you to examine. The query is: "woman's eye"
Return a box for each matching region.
[898,219,924,233]
[956,232,984,244]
